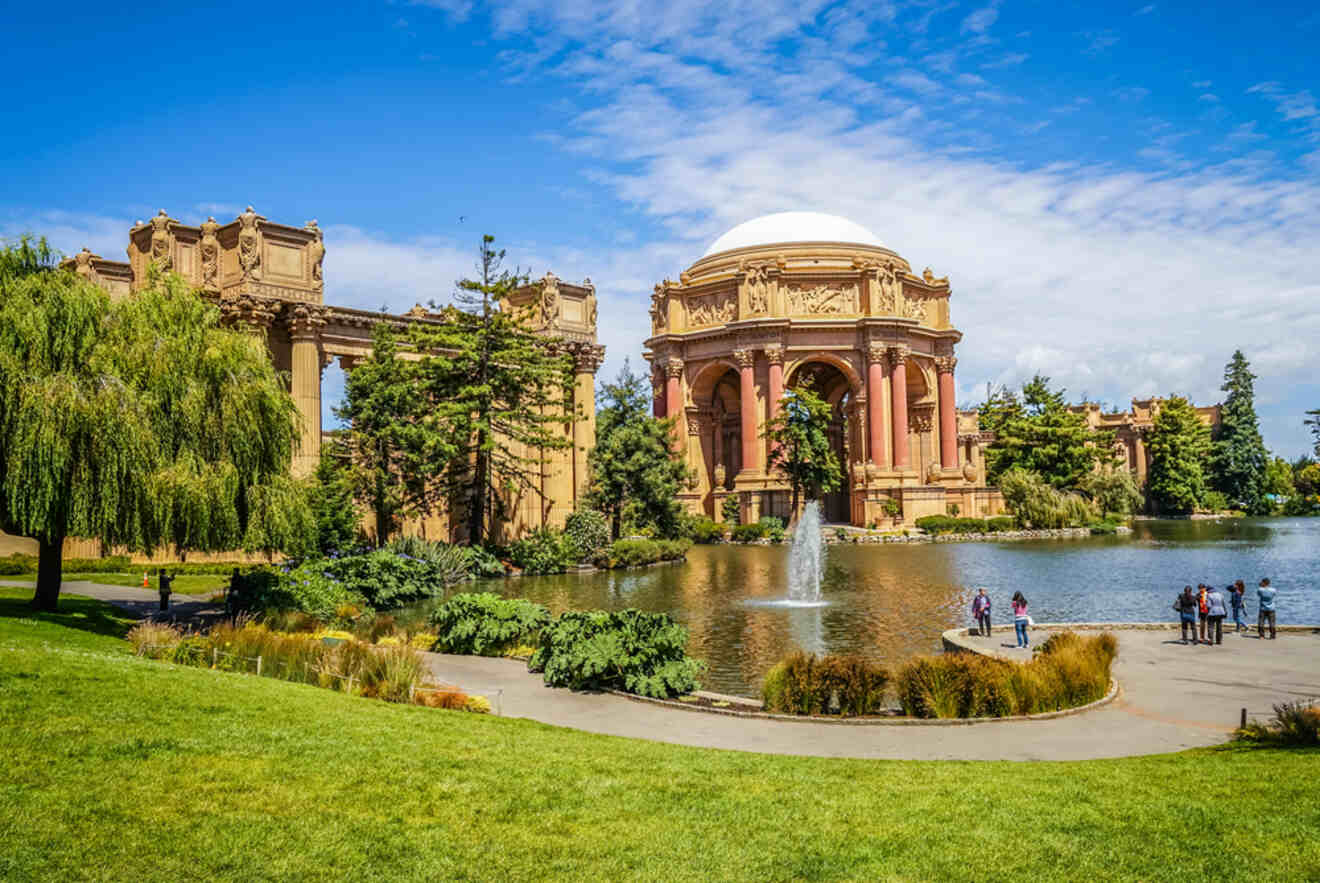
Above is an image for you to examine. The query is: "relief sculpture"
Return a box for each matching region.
[149,210,173,271]
[903,292,928,323]
[741,262,771,314]
[199,217,220,291]
[873,261,898,315]
[687,291,737,327]
[785,283,859,315]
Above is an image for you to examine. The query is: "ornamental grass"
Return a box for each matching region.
[761,651,890,716]
[895,631,1117,719]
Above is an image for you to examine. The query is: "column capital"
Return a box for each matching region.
[733,348,755,369]
[886,344,910,368]
[220,293,279,329]
[573,343,607,374]
[664,357,685,379]
[288,304,328,340]
[685,407,703,435]
[866,342,888,365]
[763,344,785,365]
[934,355,957,374]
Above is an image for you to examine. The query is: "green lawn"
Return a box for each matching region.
[6,571,229,595]
[1,588,1317,882]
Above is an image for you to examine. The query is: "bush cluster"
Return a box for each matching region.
[563,510,611,562]
[729,517,786,543]
[761,651,890,717]
[594,538,691,569]
[508,528,577,575]
[894,631,1117,719]
[684,516,726,544]
[529,609,704,698]
[428,593,551,656]
[914,516,1018,534]
[1238,699,1320,747]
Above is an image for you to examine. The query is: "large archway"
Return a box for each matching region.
[786,360,854,524]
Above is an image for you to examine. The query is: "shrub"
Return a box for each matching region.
[985,516,1017,532]
[760,516,786,544]
[463,545,507,578]
[685,516,726,544]
[464,695,493,714]
[128,621,183,658]
[564,510,611,562]
[915,515,954,534]
[259,562,366,622]
[762,651,889,716]
[415,687,469,709]
[326,545,460,607]
[999,469,1098,529]
[428,593,552,656]
[528,609,705,698]
[895,631,1117,718]
[508,528,575,575]
[1201,490,1230,513]
[1238,700,1320,746]
[721,494,741,525]
[599,537,691,568]
[1079,467,1144,516]
[882,498,901,518]
[731,522,767,543]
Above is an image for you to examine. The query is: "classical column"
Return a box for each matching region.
[652,364,665,417]
[866,343,887,467]
[765,345,784,463]
[288,305,327,478]
[888,346,910,470]
[573,345,605,503]
[936,356,958,470]
[664,358,684,448]
[685,408,707,498]
[734,348,759,476]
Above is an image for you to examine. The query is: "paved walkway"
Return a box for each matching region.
[1,579,222,623]
[20,580,1319,761]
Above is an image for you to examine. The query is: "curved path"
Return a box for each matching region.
[21,580,1319,761]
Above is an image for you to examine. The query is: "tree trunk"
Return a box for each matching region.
[468,432,489,546]
[31,536,64,612]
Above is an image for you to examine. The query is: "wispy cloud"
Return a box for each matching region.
[960,3,999,34]
[1080,29,1120,55]
[1136,4,1156,15]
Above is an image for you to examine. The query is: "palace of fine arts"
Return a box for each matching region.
[3,1,1318,880]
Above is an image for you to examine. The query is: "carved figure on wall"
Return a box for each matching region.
[904,292,928,322]
[305,220,325,288]
[583,287,597,327]
[149,210,173,271]
[688,291,737,327]
[741,262,770,314]
[199,217,220,291]
[238,206,264,281]
[73,248,97,281]
[874,261,898,314]
[786,283,859,315]
[650,284,668,333]
[540,273,560,326]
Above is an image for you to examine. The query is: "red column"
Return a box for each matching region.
[736,349,758,475]
[889,347,909,469]
[767,349,784,423]
[664,359,683,448]
[652,365,664,417]
[937,356,957,470]
[866,345,886,466]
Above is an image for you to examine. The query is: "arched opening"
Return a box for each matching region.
[785,360,855,524]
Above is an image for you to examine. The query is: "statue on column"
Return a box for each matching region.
[540,273,561,327]
[238,206,264,282]
[583,284,597,328]
[200,217,221,291]
[73,247,98,282]
[305,220,325,291]
[149,210,173,271]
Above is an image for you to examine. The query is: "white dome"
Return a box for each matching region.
[702,212,885,258]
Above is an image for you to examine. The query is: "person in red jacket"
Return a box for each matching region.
[1197,584,1209,644]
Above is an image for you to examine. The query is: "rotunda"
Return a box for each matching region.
[644,212,1000,526]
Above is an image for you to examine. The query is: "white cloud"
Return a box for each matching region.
[1136,4,1156,15]
[960,4,999,34]
[1080,29,1120,55]
[981,52,1028,69]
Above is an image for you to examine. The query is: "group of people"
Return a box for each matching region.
[1173,579,1277,645]
[970,589,1033,648]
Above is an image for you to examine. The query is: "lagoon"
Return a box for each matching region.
[466,517,1320,697]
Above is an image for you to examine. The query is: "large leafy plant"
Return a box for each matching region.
[528,609,704,698]
[428,592,551,656]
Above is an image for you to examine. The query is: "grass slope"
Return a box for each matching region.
[1,588,1317,882]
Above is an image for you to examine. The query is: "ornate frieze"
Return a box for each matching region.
[687,289,737,327]
[785,282,859,315]
[903,292,928,322]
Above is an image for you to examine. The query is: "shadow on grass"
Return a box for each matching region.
[0,590,135,641]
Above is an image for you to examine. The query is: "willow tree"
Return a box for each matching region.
[0,237,312,610]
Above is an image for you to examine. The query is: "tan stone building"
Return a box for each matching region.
[1071,398,1221,496]
[644,212,1001,527]
[8,208,604,557]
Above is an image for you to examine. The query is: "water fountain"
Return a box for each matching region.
[787,500,825,604]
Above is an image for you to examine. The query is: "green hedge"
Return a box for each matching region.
[428,593,551,656]
[684,516,726,544]
[597,538,691,569]
[914,515,1018,535]
[730,522,767,542]
[528,609,705,698]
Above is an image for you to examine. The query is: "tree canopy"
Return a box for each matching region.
[979,375,1114,489]
[0,236,312,610]
[763,381,842,517]
[1144,395,1212,515]
[587,359,688,539]
[1209,350,1270,515]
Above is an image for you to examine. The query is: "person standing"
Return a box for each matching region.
[1011,591,1030,648]
[1206,585,1227,645]
[1257,578,1277,640]
[1196,584,1209,644]
[1230,580,1248,634]
[1173,586,1198,645]
[157,568,173,613]
[971,588,992,637]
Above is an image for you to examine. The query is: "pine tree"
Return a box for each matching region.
[980,374,1114,488]
[1210,350,1270,515]
[1145,396,1212,515]
[763,381,842,517]
[408,236,574,545]
[0,237,311,610]
[588,360,688,539]
[309,437,363,555]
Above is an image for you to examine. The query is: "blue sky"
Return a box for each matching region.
[4,0,1318,455]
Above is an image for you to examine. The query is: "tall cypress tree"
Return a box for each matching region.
[1210,350,1270,515]
[1145,396,1212,515]
[0,237,311,610]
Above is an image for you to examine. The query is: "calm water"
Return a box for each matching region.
[439,518,1320,697]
